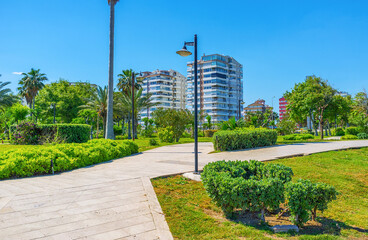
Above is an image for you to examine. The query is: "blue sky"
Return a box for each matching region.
[1,0,367,109]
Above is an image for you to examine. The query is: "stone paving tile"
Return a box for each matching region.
[0,140,367,240]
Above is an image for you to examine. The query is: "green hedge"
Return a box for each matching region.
[283,133,314,141]
[0,139,138,179]
[212,128,277,151]
[332,127,345,136]
[341,134,358,140]
[10,123,91,144]
[201,160,293,218]
[346,127,359,136]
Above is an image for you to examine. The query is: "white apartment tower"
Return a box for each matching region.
[186,54,243,122]
[140,69,186,119]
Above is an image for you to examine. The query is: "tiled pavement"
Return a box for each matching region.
[1,140,368,240]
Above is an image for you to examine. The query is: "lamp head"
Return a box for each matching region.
[176,44,192,57]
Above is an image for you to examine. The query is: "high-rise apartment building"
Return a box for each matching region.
[186,54,243,122]
[279,97,288,120]
[140,69,186,119]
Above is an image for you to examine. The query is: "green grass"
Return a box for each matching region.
[152,148,368,240]
[276,135,339,145]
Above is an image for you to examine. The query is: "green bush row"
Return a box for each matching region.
[10,122,91,144]
[212,128,277,151]
[341,134,358,140]
[283,133,314,141]
[0,139,138,179]
[202,160,338,226]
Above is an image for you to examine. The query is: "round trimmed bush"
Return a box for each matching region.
[201,160,293,218]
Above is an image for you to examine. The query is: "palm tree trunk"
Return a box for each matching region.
[128,114,131,139]
[105,0,116,140]
[103,117,107,138]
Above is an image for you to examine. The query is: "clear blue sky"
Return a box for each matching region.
[1,0,367,109]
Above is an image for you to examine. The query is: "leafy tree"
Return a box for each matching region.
[349,91,368,133]
[0,81,18,111]
[325,94,352,129]
[244,109,278,128]
[10,103,29,124]
[277,118,297,135]
[18,68,48,111]
[152,108,193,142]
[36,80,95,123]
[141,117,155,137]
[285,75,336,139]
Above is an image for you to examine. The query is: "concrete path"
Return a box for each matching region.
[1,140,368,240]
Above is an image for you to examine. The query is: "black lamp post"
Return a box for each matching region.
[177,34,199,174]
[132,73,135,141]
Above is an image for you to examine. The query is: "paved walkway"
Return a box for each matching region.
[1,140,368,240]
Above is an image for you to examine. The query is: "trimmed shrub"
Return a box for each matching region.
[202,160,293,218]
[283,134,314,141]
[213,128,277,151]
[341,134,358,140]
[204,130,217,138]
[285,179,338,227]
[158,127,175,143]
[357,132,368,139]
[149,138,159,146]
[0,139,138,179]
[285,179,313,227]
[332,127,345,136]
[10,122,40,145]
[10,123,91,144]
[345,127,359,136]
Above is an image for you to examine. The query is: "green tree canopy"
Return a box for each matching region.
[285,75,336,139]
[152,108,193,142]
[36,79,95,123]
[18,68,48,109]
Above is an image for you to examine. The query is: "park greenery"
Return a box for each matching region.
[0,139,138,179]
[153,148,368,239]
[1,69,367,145]
[284,75,368,139]
[201,160,337,227]
[213,128,277,151]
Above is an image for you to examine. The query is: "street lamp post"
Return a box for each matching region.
[177,34,199,174]
[132,73,135,141]
[271,96,275,129]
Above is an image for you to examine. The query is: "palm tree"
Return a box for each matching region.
[118,88,157,138]
[0,81,18,111]
[81,86,108,138]
[106,0,120,140]
[117,69,142,94]
[18,68,48,110]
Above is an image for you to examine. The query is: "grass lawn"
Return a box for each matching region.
[276,135,339,145]
[152,148,368,240]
